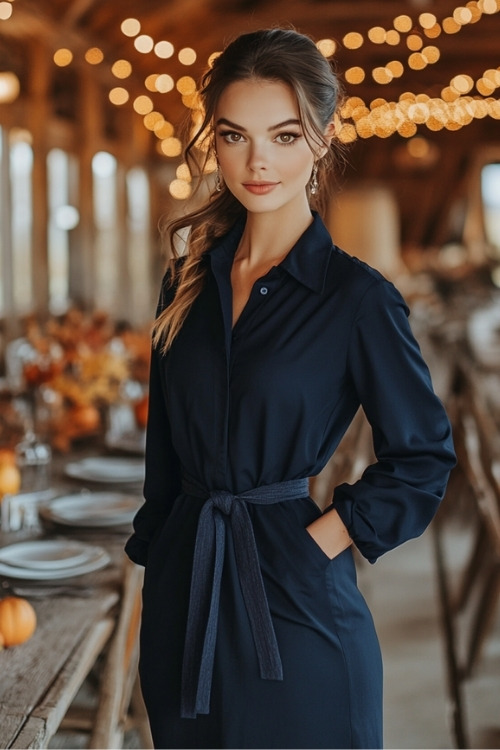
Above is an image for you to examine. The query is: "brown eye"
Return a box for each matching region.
[220,131,244,143]
[276,132,300,145]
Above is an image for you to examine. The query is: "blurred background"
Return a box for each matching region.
[1,2,500,748]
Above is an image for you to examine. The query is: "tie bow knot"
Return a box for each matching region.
[209,490,233,515]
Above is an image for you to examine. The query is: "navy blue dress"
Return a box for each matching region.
[125,213,455,749]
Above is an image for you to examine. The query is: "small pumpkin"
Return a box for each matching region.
[0,462,21,499]
[0,596,37,647]
[68,404,101,434]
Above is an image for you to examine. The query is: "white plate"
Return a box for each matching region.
[40,491,142,528]
[0,540,91,570]
[105,430,146,455]
[0,546,110,580]
[64,457,145,483]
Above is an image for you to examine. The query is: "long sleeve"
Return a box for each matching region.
[333,278,455,563]
[125,278,182,566]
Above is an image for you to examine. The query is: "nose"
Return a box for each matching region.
[247,140,268,173]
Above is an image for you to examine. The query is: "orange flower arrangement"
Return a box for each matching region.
[15,309,151,451]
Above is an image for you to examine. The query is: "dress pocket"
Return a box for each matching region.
[301,523,334,565]
[298,497,334,567]
[301,498,353,566]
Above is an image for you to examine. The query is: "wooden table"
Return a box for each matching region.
[0,451,152,749]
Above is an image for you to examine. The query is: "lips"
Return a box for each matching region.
[242,182,279,195]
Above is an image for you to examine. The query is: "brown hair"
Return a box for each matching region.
[153,27,344,352]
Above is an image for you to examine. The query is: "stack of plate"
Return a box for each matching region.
[0,539,110,581]
[64,456,145,484]
[105,429,146,455]
[39,491,142,530]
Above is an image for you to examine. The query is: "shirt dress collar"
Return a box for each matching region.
[205,211,333,295]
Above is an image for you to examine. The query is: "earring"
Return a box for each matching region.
[215,162,223,192]
[310,163,319,195]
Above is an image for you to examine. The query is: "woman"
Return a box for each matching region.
[125,28,455,749]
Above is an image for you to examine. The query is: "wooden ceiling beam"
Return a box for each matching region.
[62,0,102,29]
[2,2,149,96]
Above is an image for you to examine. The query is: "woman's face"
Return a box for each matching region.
[214,78,318,216]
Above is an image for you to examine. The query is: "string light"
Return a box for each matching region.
[407,34,424,51]
[133,95,153,114]
[317,39,337,57]
[169,178,192,199]
[176,163,192,182]
[178,47,197,65]
[424,24,442,38]
[368,27,387,44]
[386,60,404,78]
[155,41,175,59]
[454,6,473,24]
[419,13,438,29]
[134,35,154,54]
[394,15,413,33]
[70,0,500,197]
[324,1,500,153]
[111,60,132,79]
[160,137,182,157]
[0,1,13,20]
[154,120,174,139]
[176,76,196,95]
[143,111,164,130]
[155,74,175,93]
[85,47,104,65]
[345,67,365,84]
[343,32,364,49]
[422,46,440,64]
[145,74,159,92]
[121,18,141,37]
[385,30,401,46]
[109,87,129,105]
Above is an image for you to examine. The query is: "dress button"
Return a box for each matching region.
[260,286,269,295]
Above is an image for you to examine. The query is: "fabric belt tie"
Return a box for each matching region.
[180,476,309,719]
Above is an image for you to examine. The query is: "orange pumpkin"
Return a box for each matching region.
[0,447,20,499]
[68,404,101,434]
[0,462,21,499]
[0,596,37,647]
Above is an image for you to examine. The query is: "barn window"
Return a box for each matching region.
[92,150,119,312]
[482,163,500,254]
[47,148,79,313]
[10,130,34,315]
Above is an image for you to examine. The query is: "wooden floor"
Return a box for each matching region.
[367,525,500,750]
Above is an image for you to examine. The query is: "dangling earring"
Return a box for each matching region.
[215,162,223,192]
[309,163,319,195]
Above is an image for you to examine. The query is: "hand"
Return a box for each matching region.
[305,508,352,560]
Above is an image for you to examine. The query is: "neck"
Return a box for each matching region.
[236,200,314,269]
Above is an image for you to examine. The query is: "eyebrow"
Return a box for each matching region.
[215,118,301,132]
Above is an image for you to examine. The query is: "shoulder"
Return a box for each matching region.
[324,243,409,316]
[326,242,387,289]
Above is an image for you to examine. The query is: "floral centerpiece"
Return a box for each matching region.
[12,309,151,452]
